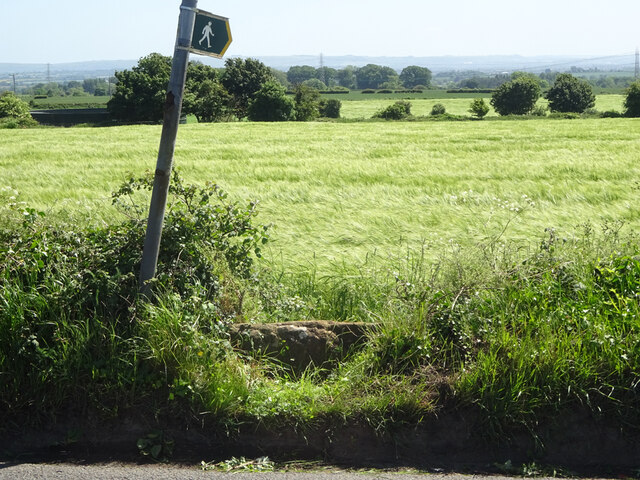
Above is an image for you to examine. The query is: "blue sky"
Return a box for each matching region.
[1,0,639,64]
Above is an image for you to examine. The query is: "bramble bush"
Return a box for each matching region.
[0,172,269,420]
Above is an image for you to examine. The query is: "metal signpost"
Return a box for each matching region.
[139,1,232,294]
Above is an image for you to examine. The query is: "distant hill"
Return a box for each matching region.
[1,54,634,89]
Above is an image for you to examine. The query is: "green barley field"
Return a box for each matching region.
[2,115,639,272]
[340,94,626,118]
[3,110,640,453]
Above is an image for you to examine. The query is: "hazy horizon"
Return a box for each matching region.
[1,0,638,65]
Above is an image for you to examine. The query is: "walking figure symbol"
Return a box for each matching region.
[199,21,215,48]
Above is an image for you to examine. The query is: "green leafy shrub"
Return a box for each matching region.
[0,172,268,421]
[373,100,412,120]
[293,84,320,121]
[623,80,640,117]
[468,98,490,119]
[530,104,548,117]
[319,98,341,118]
[430,103,446,115]
[247,80,296,122]
[601,109,623,118]
[361,89,376,94]
[0,92,37,128]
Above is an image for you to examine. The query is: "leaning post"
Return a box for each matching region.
[139,0,198,296]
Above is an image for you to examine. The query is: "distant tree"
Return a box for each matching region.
[107,53,171,122]
[293,84,320,121]
[356,64,399,90]
[183,62,232,122]
[65,80,83,93]
[317,67,338,87]
[400,66,432,88]
[270,68,289,88]
[545,73,595,113]
[511,71,549,90]
[287,65,317,85]
[337,66,357,89]
[184,79,232,123]
[302,78,327,90]
[490,76,541,115]
[430,103,446,116]
[69,87,85,97]
[222,58,274,119]
[623,80,640,117]
[373,100,411,120]
[468,98,490,119]
[319,99,341,118]
[248,80,295,122]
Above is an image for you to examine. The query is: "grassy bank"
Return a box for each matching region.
[1,179,639,445]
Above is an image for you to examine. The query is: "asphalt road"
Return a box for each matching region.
[0,464,607,480]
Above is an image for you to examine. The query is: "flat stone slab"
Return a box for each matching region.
[230,321,370,370]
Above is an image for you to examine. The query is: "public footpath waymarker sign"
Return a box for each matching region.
[190,10,232,58]
[139,0,232,294]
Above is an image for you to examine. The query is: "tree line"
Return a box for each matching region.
[285,64,432,90]
[107,53,342,123]
[106,55,640,122]
[447,70,634,91]
[22,77,117,97]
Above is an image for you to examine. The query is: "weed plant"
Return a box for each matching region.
[0,173,267,425]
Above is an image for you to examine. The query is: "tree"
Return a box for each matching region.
[337,66,357,89]
[184,79,232,123]
[247,80,295,122]
[511,71,549,90]
[373,100,411,120]
[107,53,172,122]
[293,84,320,121]
[468,98,490,119]
[623,80,640,117]
[0,92,32,119]
[490,76,541,116]
[183,63,231,122]
[270,68,289,88]
[400,66,432,88]
[545,73,595,113]
[356,64,399,90]
[222,58,274,119]
[430,103,446,115]
[302,78,326,90]
[317,67,338,87]
[319,99,341,118]
[287,65,317,85]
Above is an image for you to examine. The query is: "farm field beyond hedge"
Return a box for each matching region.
[1,117,639,272]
